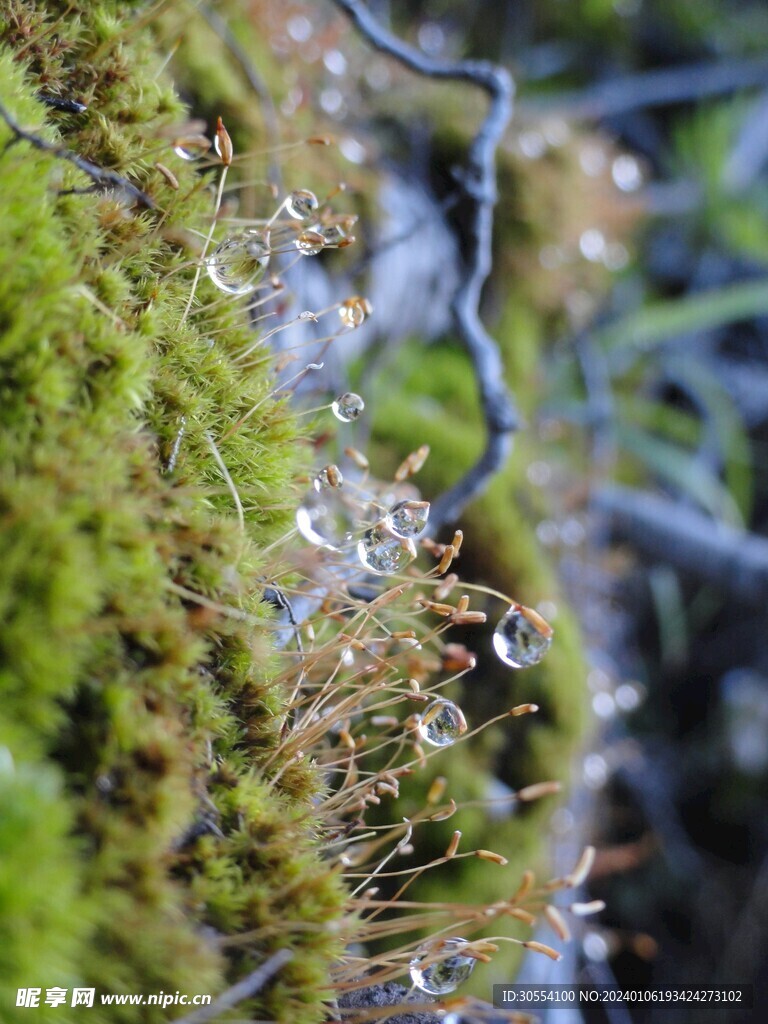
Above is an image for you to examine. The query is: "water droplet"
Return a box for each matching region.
[365,60,390,91]
[592,691,616,719]
[340,137,367,164]
[561,517,586,546]
[295,229,326,256]
[323,49,348,76]
[603,241,629,272]
[612,153,643,192]
[579,143,607,177]
[319,88,344,115]
[417,698,467,747]
[316,464,343,488]
[536,520,559,546]
[338,296,371,328]
[615,682,644,711]
[285,189,319,220]
[172,136,210,161]
[543,118,571,147]
[583,753,608,789]
[518,130,547,160]
[409,937,476,995]
[332,392,365,422]
[579,228,606,262]
[386,499,430,538]
[417,22,446,56]
[493,605,553,668]
[587,668,612,692]
[583,932,609,962]
[357,524,415,575]
[314,222,348,247]
[296,486,355,550]
[287,14,312,42]
[538,244,565,270]
[205,231,270,294]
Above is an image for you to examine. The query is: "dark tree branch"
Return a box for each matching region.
[38,93,88,114]
[330,0,519,531]
[173,948,293,1024]
[521,56,768,121]
[595,484,768,602]
[0,99,154,208]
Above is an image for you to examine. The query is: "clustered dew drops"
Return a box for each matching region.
[332,392,365,422]
[285,188,319,220]
[205,230,270,295]
[386,499,430,539]
[295,229,326,256]
[409,937,476,995]
[296,485,355,550]
[417,698,467,747]
[314,222,348,247]
[493,604,553,668]
[357,524,415,575]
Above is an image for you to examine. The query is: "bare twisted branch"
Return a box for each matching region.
[0,99,154,209]
[173,948,293,1024]
[331,0,518,530]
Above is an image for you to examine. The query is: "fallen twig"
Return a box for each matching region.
[172,948,293,1024]
[0,99,154,208]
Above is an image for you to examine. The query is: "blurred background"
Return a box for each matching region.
[170,1,768,1020]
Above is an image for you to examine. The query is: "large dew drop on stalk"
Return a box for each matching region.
[315,464,343,489]
[205,230,270,294]
[385,499,429,539]
[417,698,467,747]
[338,296,371,329]
[296,483,355,550]
[409,937,476,995]
[357,524,415,575]
[294,230,326,256]
[285,188,319,220]
[493,605,553,668]
[314,222,348,247]
[331,392,365,422]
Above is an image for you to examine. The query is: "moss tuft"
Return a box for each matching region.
[0,4,346,1020]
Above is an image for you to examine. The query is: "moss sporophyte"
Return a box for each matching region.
[0,2,594,1022]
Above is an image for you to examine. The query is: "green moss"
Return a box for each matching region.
[0,3,347,1020]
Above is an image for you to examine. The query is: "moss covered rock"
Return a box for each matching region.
[0,3,346,1020]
